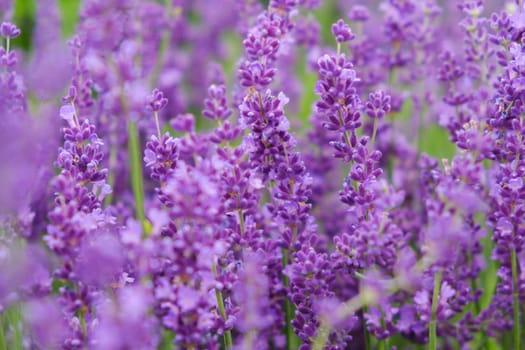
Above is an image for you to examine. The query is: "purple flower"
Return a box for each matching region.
[365,90,391,119]
[170,113,195,133]
[202,84,232,121]
[331,19,355,43]
[147,88,168,112]
[144,134,179,183]
[0,22,20,38]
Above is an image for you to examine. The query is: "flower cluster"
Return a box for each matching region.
[1,1,525,350]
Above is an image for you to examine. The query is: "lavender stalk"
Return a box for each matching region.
[0,318,4,350]
[429,270,442,350]
[127,120,147,234]
[511,248,521,350]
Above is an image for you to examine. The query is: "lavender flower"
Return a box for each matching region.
[2,2,525,350]
[331,19,355,43]
[0,22,20,38]
[365,90,391,119]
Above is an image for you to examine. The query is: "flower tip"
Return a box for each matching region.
[59,104,75,122]
[0,22,21,39]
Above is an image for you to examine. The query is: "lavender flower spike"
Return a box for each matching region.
[147,88,168,138]
[331,19,355,55]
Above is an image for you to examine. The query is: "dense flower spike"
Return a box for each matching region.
[2,1,525,350]
[203,84,232,121]
[365,90,391,119]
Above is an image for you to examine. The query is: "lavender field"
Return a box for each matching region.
[1,0,524,349]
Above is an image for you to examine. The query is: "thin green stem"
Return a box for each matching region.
[216,288,233,349]
[312,323,330,350]
[0,314,6,350]
[511,248,521,350]
[282,249,292,347]
[212,262,233,350]
[159,329,175,350]
[522,303,525,350]
[238,209,245,237]
[79,311,87,343]
[429,270,442,350]
[154,111,162,139]
[362,306,371,350]
[14,318,21,350]
[71,101,80,128]
[127,121,147,235]
[337,110,352,147]
[5,304,22,350]
[282,248,300,350]
[5,38,9,55]
[381,337,390,350]
[379,314,389,350]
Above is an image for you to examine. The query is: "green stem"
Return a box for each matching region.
[282,248,300,350]
[381,337,390,350]
[362,306,371,350]
[5,305,22,350]
[79,311,87,343]
[521,303,525,350]
[312,323,330,350]
[127,121,147,235]
[0,313,6,350]
[238,209,245,237]
[429,270,442,350]
[337,110,352,147]
[212,262,233,350]
[379,314,389,350]
[7,305,22,350]
[154,111,162,139]
[511,248,521,350]
[159,328,175,350]
[216,288,233,349]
